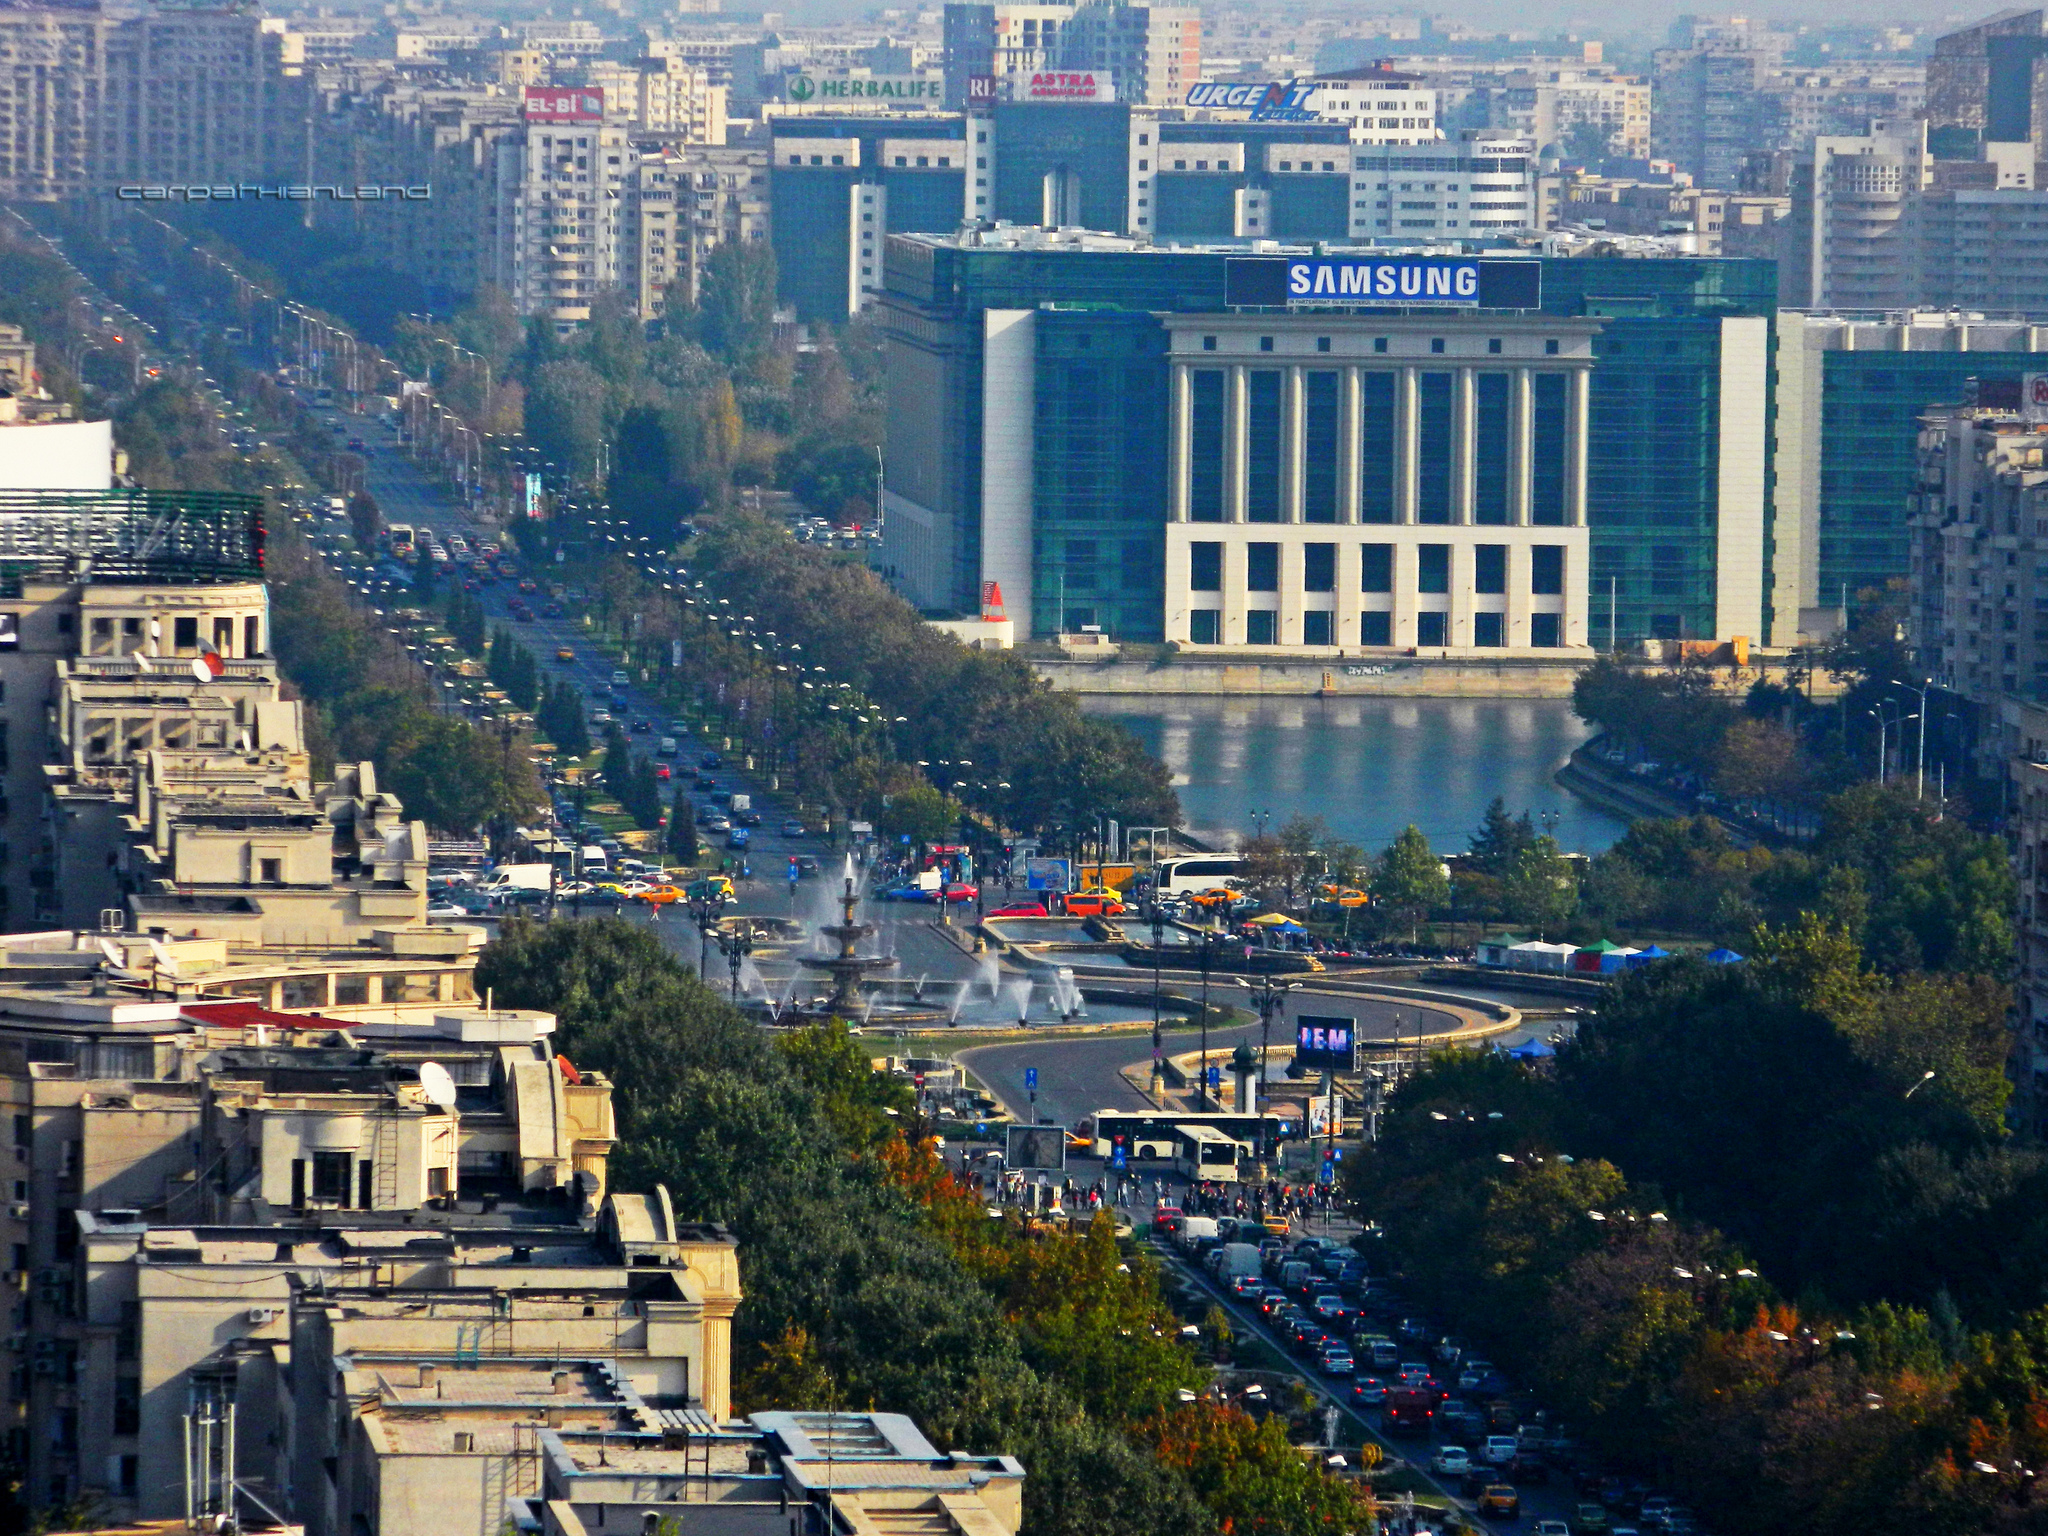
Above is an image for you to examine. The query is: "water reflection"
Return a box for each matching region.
[1085,695,1626,855]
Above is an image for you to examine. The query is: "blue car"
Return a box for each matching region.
[877,884,939,902]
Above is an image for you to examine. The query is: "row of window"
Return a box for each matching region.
[1188,609,1566,647]
[1188,540,1568,594]
[1187,369,1572,525]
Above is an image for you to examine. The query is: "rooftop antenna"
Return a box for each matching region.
[418,1061,458,1110]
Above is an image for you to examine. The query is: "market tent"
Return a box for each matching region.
[1477,936,1530,967]
[1247,913,1306,931]
[1512,940,1579,973]
[1624,944,1672,969]
[1573,940,1635,974]
[1705,947,1745,965]
[1505,1039,1556,1059]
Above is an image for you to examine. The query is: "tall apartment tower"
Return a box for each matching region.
[0,7,106,200]
[1781,119,1930,309]
[1650,42,1771,189]
[943,0,1198,107]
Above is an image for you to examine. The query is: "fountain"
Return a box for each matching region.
[804,861,898,1016]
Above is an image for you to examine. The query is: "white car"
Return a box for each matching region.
[1430,1446,1470,1476]
[1482,1435,1519,1465]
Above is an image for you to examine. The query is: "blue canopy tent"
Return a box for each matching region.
[1625,944,1673,968]
[1505,1039,1556,1060]
[1704,947,1745,964]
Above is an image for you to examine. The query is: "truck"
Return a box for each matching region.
[478,863,553,897]
[1205,1241,1264,1282]
[728,792,751,814]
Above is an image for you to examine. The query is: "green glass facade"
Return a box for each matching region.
[1540,258,1778,643]
[1817,352,2038,608]
[1030,310,1168,639]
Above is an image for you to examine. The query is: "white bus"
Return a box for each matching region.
[1173,1123,1253,1184]
[1154,854,1246,896]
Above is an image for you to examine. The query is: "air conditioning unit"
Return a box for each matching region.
[9,1204,27,1221]
[246,1307,279,1326]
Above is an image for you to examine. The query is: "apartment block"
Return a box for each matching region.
[1651,42,1772,190]
[943,0,1197,107]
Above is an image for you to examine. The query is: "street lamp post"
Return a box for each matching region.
[1249,975,1298,1171]
[687,894,718,978]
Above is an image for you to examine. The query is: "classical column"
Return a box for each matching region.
[1568,365,1591,526]
[1454,367,1477,526]
[1284,365,1306,522]
[1339,367,1362,524]
[1396,366,1419,525]
[1227,365,1249,523]
[1513,367,1534,526]
[1170,363,1192,522]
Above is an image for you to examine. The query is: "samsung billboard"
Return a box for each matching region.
[1225,255,1542,310]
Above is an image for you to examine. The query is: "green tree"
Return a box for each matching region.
[1372,824,1449,941]
[694,239,779,364]
[878,783,961,846]
[1469,796,1536,878]
[1501,835,1578,934]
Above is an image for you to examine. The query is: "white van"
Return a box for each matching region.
[657,736,678,757]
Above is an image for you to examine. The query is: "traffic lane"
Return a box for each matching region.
[959,1025,1266,1128]
[1153,1239,1508,1525]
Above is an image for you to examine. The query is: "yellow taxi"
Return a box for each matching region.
[633,883,684,905]
[1317,884,1370,908]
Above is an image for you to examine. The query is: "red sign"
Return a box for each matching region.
[524,85,605,124]
[1024,70,1112,102]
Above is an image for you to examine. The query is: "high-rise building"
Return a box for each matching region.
[1780,120,1930,309]
[1651,42,1772,189]
[1928,7,2047,156]
[878,230,1779,649]
[0,6,105,200]
[942,0,1198,107]
[1777,314,2048,632]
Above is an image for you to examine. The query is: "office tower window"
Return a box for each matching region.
[1245,610,1276,644]
[1304,611,1333,645]
[1488,338,1502,354]
[1361,611,1392,645]
[1531,544,1565,595]
[1374,337,1389,353]
[1417,611,1448,646]
[1474,612,1505,647]
[1417,372,1454,523]
[1361,542,1393,592]
[1190,609,1220,644]
[1475,543,1507,594]
[1259,336,1274,352]
[1190,370,1225,521]
[1304,542,1336,591]
[1121,537,1156,592]
[1532,372,1569,525]
[1202,335,1217,350]
[1430,337,1446,354]
[1247,371,1283,522]
[1065,540,1098,590]
[1530,612,1562,647]
[1317,336,1331,353]
[1305,372,1339,522]
[1360,371,1397,523]
[1418,543,1450,593]
[1545,338,1560,355]
[1190,540,1222,590]
[1247,542,1280,591]
[1475,372,1511,525]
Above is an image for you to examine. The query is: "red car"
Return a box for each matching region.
[943,882,978,903]
[989,902,1048,918]
[655,764,671,780]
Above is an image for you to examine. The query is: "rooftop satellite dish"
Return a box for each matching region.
[418,1061,458,1110]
